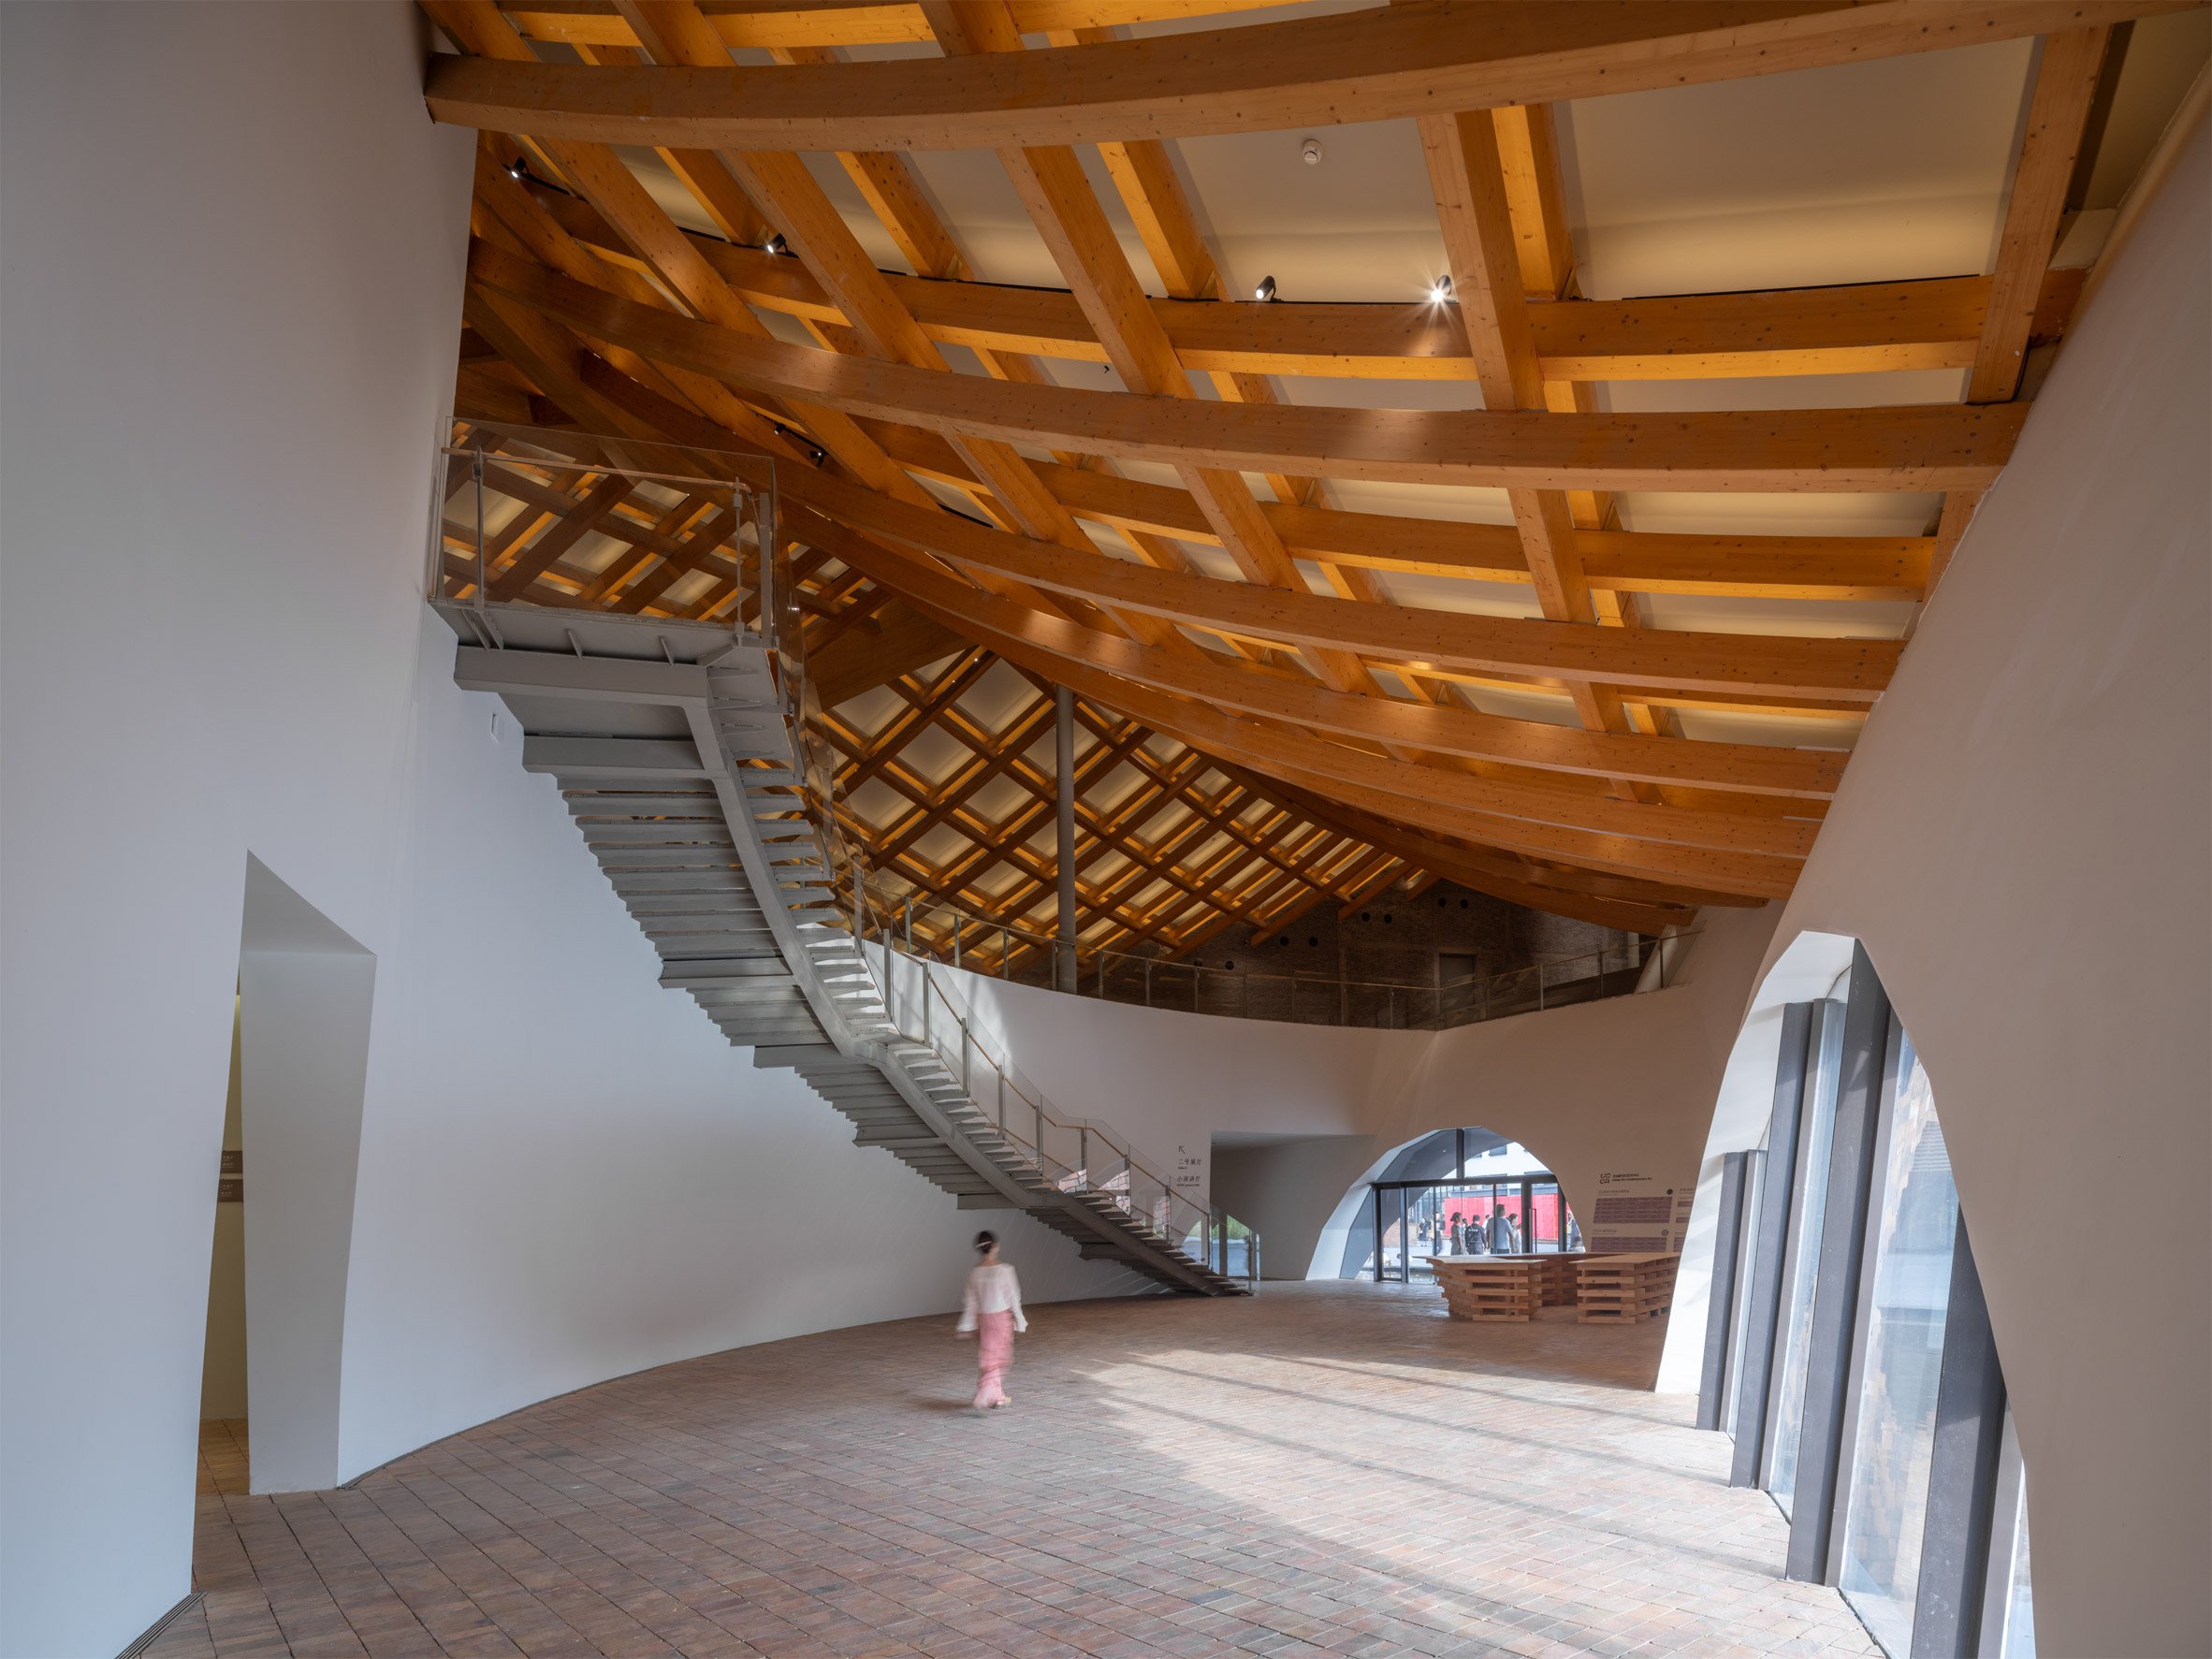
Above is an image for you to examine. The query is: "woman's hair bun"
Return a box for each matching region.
[973,1230,997,1252]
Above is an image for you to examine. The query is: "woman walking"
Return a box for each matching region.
[956,1230,1026,1409]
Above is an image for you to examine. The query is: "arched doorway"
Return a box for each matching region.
[1335,1127,1582,1281]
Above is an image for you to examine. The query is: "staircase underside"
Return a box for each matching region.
[441,602,1246,1296]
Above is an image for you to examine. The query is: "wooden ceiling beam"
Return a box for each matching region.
[806,513,1845,799]
[531,189,2090,386]
[859,421,1933,601]
[806,596,970,708]
[776,483,1899,702]
[495,0,1287,53]
[924,3,1378,703]
[1421,104,1661,807]
[428,2,2186,152]
[1972,27,2114,401]
[835,560,1812,895]
[468,239,2027,493]
[1230,770,1707,936]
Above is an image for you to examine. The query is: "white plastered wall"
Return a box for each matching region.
[1659,105,2210,1657]
[0,8,1117,1653]
[943,903,1779,1283]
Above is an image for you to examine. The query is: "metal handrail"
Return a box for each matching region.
[747,512,1260,1288]
[865,940,1255,1284]
[851,873,1692,1031]
[427,420,1261,1284]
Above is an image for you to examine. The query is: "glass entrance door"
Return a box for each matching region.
[1374,1186,1410,1281]
[1529,1179,1564,1250]
[1370,1173,1579,1276]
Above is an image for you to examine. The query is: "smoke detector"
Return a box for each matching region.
[1301,137,1323,167]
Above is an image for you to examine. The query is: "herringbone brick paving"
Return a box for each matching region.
[150,1280,1875,1657]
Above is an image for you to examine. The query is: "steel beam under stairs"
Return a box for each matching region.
[441,604,1246,1296]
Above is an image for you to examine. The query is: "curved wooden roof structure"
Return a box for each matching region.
[426,0,2203,968]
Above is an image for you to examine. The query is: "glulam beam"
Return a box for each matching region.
[427,2,2184,152]
[469,239,2027,492]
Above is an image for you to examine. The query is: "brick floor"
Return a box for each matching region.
[149,1281,1876,1658]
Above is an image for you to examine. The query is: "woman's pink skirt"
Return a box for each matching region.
[974,1309,1014,1407]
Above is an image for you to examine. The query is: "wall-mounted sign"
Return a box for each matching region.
[1171,1143,1204,1195]
[1590,1170,1677,1253]
[217,1177,243,1203]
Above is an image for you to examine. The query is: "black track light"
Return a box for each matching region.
[1253,274,1277,303]
[505,157,528,182]
[764,233,790,256]
[1430,273,1453,303]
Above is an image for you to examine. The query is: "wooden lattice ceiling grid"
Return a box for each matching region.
[427,0,2204,969]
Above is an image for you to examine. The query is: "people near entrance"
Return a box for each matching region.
[1565,1215,1583,1252]
[956,1230,1026,1410]
[1487,1207,1520,1254]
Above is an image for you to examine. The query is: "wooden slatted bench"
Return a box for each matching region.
[1575,1253,1681,1322]
[1427,1255,1545,1322]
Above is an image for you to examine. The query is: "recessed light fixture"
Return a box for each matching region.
[1253,275,1277,302]
[1430,273,1453,303]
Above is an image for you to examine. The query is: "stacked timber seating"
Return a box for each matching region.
[443,604,1247,1297]
[1576,1254,1681,1322]
[1537,1253,1588,1309]
[1428,1256,1546,1322]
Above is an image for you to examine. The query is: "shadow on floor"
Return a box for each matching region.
[150,1280,1872,1659]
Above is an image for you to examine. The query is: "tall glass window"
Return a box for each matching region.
[1997,1481,2036,1657]
[1766,998,1844,1516]
[1837,1036,1960,1653]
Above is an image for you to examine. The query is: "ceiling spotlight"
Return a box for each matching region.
[505,157,528,182]
[810,446,827,467]
[1301,137,1323,167]
[1254,275,1277,303]
[764,233,789,256]
[1430,273,1453,304]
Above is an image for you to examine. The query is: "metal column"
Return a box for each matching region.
[1695,1150,1751,1431]
[1055,684,1077,993]
[1909,1216,2008,1657]
[1730,1000,1818,1486]
[1785,944,1895,1583]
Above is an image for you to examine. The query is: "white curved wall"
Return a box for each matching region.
[945,903,1778,1281]
[0,9,1122,1653]
[1664,104,2210,1658]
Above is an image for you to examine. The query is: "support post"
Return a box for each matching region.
[471,447,487,608]
[1055,685,1077,993]
[1731,1000,1817,1487]
[1785,944,1895,1583]
[1696,1150,1751,1431]
[1909,1216,2008,1658]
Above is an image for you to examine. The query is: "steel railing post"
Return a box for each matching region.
[472,448,487,609]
